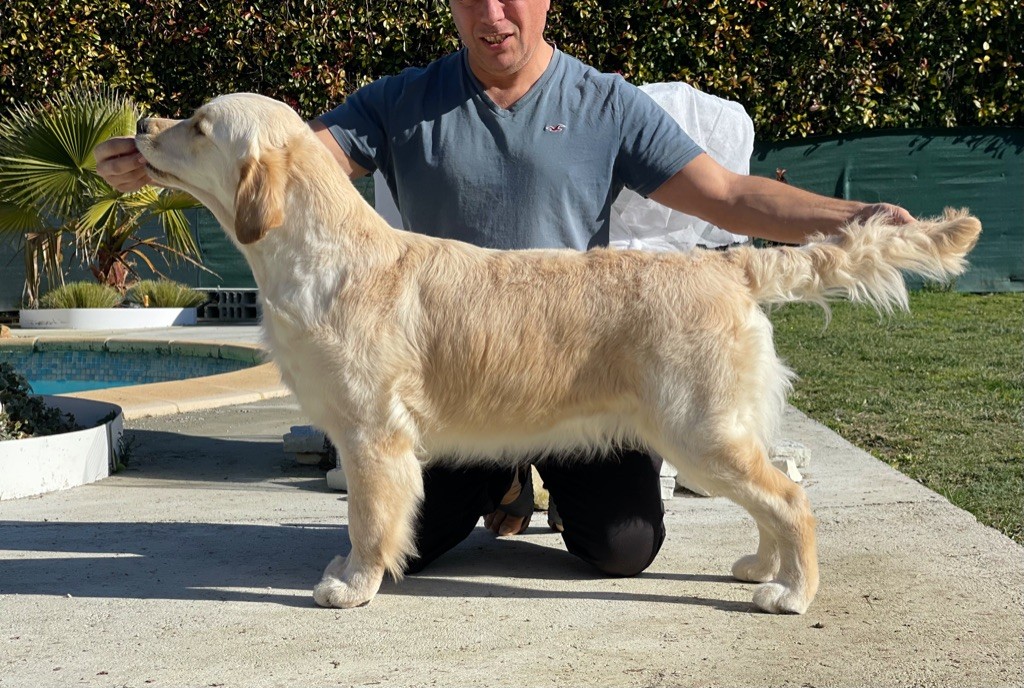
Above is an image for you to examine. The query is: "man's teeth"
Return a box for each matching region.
[483,35,507,44]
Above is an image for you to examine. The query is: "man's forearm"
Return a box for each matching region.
[713,174,867,244]
[650,153,912,245]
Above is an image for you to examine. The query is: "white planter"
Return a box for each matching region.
[0,396,123,500]
[18,307,197,330]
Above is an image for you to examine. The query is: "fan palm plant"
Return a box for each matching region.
[0,85,207,307]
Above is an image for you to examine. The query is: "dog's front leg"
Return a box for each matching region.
[313,430,423,609]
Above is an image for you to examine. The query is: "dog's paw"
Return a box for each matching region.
[752,581,810,615]
[313,578,374,609]
[312,555,383,609]
[731,554,779,583]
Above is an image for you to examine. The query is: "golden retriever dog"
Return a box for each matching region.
[135,93,981,614]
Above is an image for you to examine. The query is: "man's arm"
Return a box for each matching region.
[309,119,370,180]
[95,119,369,193]
[649,153,915,244]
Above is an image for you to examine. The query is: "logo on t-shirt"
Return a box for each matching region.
[544,123,567,133]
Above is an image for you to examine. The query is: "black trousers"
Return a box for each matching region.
[405,448,667,577]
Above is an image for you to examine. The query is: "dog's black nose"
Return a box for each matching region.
[136,118,148,136]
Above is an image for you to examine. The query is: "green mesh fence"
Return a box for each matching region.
[751,128,1023,293]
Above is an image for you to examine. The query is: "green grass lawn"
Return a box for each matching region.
[769,291,1023,544]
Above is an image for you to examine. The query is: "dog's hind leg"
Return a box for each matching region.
[656,430,818,614]
[710,435,818,614]
[313,429,423,609]
[731,521,781,584]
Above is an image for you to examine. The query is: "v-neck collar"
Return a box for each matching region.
[461,47,561,118]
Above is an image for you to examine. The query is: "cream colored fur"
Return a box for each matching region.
[135,93,982,614]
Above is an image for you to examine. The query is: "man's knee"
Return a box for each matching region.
[564,520,666,577]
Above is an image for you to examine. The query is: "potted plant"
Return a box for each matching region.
[19,279,207,329]
[0,85,210,310]
[0,363,124,500]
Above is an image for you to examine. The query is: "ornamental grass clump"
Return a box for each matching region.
[125,279,208,308]
[38,281,121,309]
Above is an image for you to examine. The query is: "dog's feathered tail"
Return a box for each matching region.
[726,208,982,314]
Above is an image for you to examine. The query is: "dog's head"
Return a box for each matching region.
[135,93,308,245]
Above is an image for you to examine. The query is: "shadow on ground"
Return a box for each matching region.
[0,520,753,612]
[121,429,330,489]
[0,423,756,613]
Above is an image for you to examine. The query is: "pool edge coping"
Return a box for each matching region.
[0,335,290,420]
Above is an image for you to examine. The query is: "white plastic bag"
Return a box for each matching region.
[609,82,754,251]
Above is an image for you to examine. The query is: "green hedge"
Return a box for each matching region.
[1,1,1019,140]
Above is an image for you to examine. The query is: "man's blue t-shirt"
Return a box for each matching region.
[319,48,703,250]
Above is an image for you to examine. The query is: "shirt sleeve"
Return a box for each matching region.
[614,80,705,198]
[316,77,394,174]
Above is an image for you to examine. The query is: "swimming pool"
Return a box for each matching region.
[0,341,261,395]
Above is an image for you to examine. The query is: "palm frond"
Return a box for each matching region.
[0,85,138,219]
[124,236,218,276]
[118,185,162,209]
[78,195,123,234]
[152,189,201,211]
[0,202,44,236]
[120,187,200,212]
[153,190,202,257]
[0,156,84,215]
[121,187,202,257]
[0,85,209,291]
[158,209,202,257]
[121,244,160,275]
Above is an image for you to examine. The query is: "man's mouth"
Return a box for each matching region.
[481,34,512,47]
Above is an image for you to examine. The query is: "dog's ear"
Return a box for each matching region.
[234,148,288,245]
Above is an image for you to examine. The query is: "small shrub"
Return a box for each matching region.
[126,280,208,308]
[114,433,137,472]
[0,363,79,440]
[38,282,122,309]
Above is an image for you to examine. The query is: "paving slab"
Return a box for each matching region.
[1,395,1022,688]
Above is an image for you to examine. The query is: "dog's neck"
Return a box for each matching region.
[240,130,402,330]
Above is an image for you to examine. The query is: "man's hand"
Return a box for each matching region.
[849,202,916,226]
[483,468,533,536]
[484,509,531,536]
[94,136,152,193]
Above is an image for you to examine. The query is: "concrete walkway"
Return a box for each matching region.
[1,327,1022,687]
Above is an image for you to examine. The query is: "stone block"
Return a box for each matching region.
[675,474,712,497]
[530,465,549,510]
[771,439,811,468]
[326,466,348,492]
[283,425,327,454]
[292,452,323,466]
[659,458,678,500]
[772,457,804,483]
